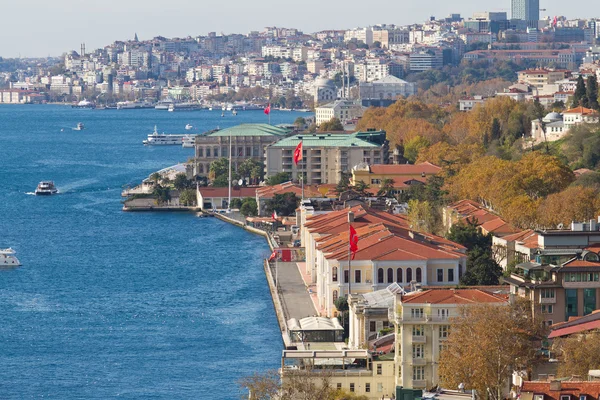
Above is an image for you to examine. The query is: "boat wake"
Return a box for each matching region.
[25,192,36,196]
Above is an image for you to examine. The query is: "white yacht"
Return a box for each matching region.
[143,126,193,146]
[185,124,193,130]
[35,181,58,195]
[72,99,95,109]
[0,248,21,267]
[72,122,85,131]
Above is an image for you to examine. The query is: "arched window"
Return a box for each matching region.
[416,267,422,283]
[396,268,403,283]
[406,268,413,282]
[387,268,394,283]
[377,268,384,284]
[332,267,338,282]
[333,290,338,302]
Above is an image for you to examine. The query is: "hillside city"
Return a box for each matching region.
[3,1,600,400]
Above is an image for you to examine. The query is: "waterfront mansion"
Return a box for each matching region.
[298,205,467,317]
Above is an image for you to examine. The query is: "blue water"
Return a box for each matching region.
[0,106,309,399]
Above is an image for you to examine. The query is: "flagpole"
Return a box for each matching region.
[228,134,232,211]
[348,215,352,296]
[275,258,278,291]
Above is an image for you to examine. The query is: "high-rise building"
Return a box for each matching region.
[511,0,540,28]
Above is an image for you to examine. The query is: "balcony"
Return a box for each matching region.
[412,335,426,344]
[539,295,556,304]
[412,358,426,366]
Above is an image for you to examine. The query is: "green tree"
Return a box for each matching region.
[352,180,370,196]
[237,158,264,185]
[173,173,190,191]
[230,198,243,209]
[587,75,599,110]
[335,172,351,195]
[179,189,196,206]
[152,185,171,205]
[572,75,587,108]
[446,218,490,251]
[319,117,344,132]
[460,246,502,285]
[403,136,431,163]
[266,172,291,186]
[407,199,440,233]
[490,117,501,141]
[240,197,258,216]
[265,192,299,216]
[149,172,161,185]
[294,117,306,129]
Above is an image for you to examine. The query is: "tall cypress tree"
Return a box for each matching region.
[572,75,587,108]
[587,75,599,110]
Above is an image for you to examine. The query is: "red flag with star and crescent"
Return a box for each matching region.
[349,225,359,259]
[264,103,271,115]
[268,249,277,262]
[293,141,303,165]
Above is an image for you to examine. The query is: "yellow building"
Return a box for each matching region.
[392,289,508,389]
[351,162,441,194]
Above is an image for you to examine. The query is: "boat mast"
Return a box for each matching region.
[228,134,232,211]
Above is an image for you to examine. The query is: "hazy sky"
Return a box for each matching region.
[2,0,598,58]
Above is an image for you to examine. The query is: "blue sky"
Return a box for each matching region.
[1,0,597,58]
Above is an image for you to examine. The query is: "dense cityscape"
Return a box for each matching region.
[2,0,600,399]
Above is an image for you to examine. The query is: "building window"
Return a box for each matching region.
[413,344,424,358]
[412,325,424,336]
[413,366,425,381]
[437,269,443,282]
[584,288,596,315]
[387,268,394,283]
[397,268,403,283]
[541,304,553,314]
[355,270,361,283]
[439,343,449,354]
[350,383,355,392]
[561,396,571,400]
[197,148,204,157]
[221,146,228,157]
[566,289,578,318]
[416,267,422,282]
[213,147,219,157]
[448,269,454,282]
[206,147,211,157]
[337,383,342,390]
[411,308,424,319]
[332,267,338,282]
[406,268,413,282]
[366,383,371,392]
[438,309,449,320]
[378,268,384,283]
[377,364,382,375]
[344,270,349,284]
[541,288,555,298]
[439,325,449,338]
[370,321,376,332]
[333,290,338,303]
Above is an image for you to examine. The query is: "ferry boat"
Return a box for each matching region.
[182,135,196,148]
[72,122,85,131]
[35,181,58,195]
[170,102,202,111]
[116,101,155,110]
[143,126,193,146]
[0,248,21,267]
[155,98,175,110]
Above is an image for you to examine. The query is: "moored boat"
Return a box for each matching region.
[0,248,21,266]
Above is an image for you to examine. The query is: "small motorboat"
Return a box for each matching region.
[185,124,193,130]
[72,122,84,131]
[0,248,21,266]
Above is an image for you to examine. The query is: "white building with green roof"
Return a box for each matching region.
[265,132,387,185]
[193,123,291,177]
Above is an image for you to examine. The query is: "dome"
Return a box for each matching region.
[542,112,562,123]
[315,77,335,87]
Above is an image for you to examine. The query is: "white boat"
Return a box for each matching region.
[155,98,175,110]
[72,122,85,131]
[72,99,95,109]
[182,136,196,148]
[143,126,193,145]
[185,124,193,130]
[35,181,58,195]
[232,110,237,116]
[0,248,21,267]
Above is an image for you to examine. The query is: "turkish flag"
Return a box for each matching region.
[272,210,278,220]
[293,141,303,165]
[268,250,277,262]
[349,225,359,259]
[264,104,271,115]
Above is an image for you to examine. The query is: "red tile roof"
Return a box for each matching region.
[401,288,508,304]
[198,186,258,197]
[561,259,600,268]
[521,381,600,400]
[563,106,598,115]
[256,181,322,199]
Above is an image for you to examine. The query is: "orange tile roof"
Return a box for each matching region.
[400,288,508,304]
[561,259,600,268]
[563,106,598,115]
[368,162,441,175]
[521,381,600,400]
[256,181,322,199]
[501,229,536,242]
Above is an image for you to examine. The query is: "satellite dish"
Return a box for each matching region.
[238,179,243,185]
[557,223,564,230]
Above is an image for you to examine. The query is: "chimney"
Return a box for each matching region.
[549,381,561,391]
[348,211,354,223]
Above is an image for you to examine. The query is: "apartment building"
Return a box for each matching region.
[315,100,365,125]
[393,289,508,389]
[351,162,441,194]
[517,69,571,88]
[358,75,416,101]
[265,131,385,185]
